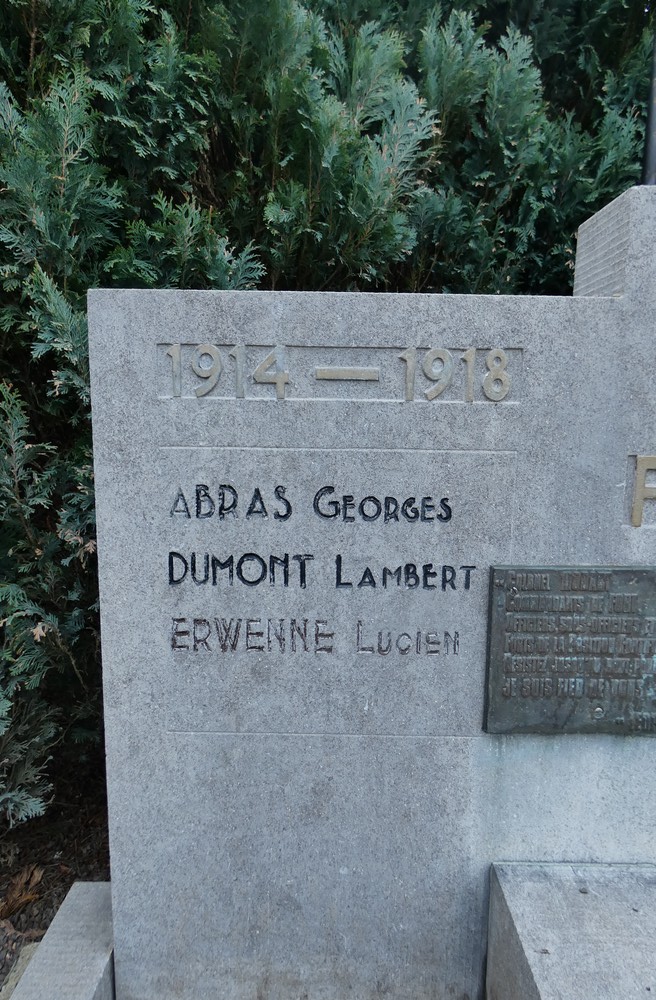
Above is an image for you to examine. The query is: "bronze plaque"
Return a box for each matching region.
[485,566,656,735]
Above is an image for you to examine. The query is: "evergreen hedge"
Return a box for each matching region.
[0,0,652,824]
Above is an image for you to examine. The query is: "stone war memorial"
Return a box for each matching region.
[13,185,656,1000]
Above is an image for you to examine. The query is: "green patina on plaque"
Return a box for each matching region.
[485,566,656,735]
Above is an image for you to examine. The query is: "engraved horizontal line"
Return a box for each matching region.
[165,730,486,740]
[315,366,380,381]
[156,396,522,404]
[156,344,526,350]
[158,446,518,455]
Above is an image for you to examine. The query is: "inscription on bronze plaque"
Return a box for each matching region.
[485,566,656,735]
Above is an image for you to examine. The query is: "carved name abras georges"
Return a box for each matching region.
[170,484,452,524]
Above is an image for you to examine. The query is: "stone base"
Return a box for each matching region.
[12,868,656,999]
[486,862,656,1000]
[9,882,113,1000]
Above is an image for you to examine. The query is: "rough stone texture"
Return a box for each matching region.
[88,186,656,1000]
[486,863,656,1000]
[9,883,113,1000]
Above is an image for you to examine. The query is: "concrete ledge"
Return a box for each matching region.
[486,862,656,1000]
[10,882,114,1000]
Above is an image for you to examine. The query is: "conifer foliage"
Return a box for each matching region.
[0,0,652,823]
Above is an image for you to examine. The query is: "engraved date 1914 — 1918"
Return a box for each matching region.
[162,343,514,402]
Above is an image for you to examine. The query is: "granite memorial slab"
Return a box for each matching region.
[88,185,656,1000]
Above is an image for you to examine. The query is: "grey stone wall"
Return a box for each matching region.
[88,186,656,1000]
